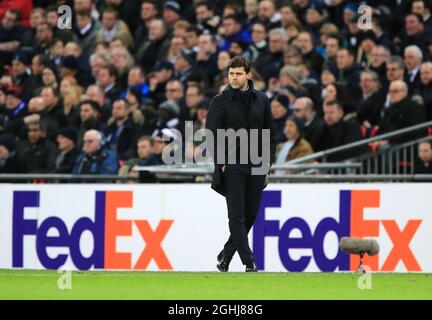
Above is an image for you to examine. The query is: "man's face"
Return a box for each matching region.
[412,1,426,16]
[12,60,26,76]
[31,56,44,75]
[163,8,179,25]
[420,63,432,84]
[128,68,145,87]
[251,24,266,43]
[30,10,45,28]
[64,43,81,57]
[258,1,274,21]
[165,81,183,101]
[406,15,423,36]
[2,11,17,30]
[57,135,74,151]
[80,104,97,122]
[419,142,432,163]
[112,101,129,120]
[371,47,389,67]
[336,50,353,69]
[228,67,249,89]
[280,6,296,25]
[36,24,52,44]
[5,94,21,109]
[90,57,105,78]
[142,2,158,21]
[198,35,215,55]
[323,104,343,126]
[28,124,43,144]
[83,133,100,154]
[360,73,378,95]
[41,88,58,108]
[404,50,422,71]
[389,82,408,104]
[137,140,153,159]
[185,31,198,49]
[196,5,211,23]
[386,62,405,81]
[296,33,313,54]
[76,14,91,30]
[149,20,165,40]
[325,38,339,58]
[223,18,240,37]
[292,100,308,119]
[97,69,114,88]
[155,68,172,83]
[102,12,117,30]
[185,87,202,108]
[46,11,58,28]
[269,34,286,53]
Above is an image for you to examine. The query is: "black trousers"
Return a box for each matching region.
[220,164,266,265]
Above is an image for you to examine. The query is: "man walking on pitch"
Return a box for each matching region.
[206,56,275,272]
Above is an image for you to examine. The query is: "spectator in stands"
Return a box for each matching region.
[11,51,33,100]
[72,129,119,175]
[292,97,325,151]
[295,31,324,76]
[378,80,427,145]
[136,18,170,73]
[96,6,133,49]
[255,28,287,81]
[74,8,101,59]
[0,86,28,139]
[104,99,141,161]
[415,61,432,120]
[370,45,391,83]
[40,86,66,140]
[275,116,313,168]
[196,33,219,86]
[134,0,160,52]
[164,79,184,105]
[415,141,432,173]
[357,70,386,128]
[97,64,121,104]
[0,9,27,65]
[257,0,282,30]
[220,14,251,52]
[412,0,432,32]
[319,100,365,160]
[118,135,162,178]
[55,127,79,174]
[404,45,423,93]
[15,121,57,173]
[270,94,290,144]
[400,13,430,56]
[0,134,17,173]
[77,100,106,147]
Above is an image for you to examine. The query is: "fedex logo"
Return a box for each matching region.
[253,190,422,272]
[12,191,173,270]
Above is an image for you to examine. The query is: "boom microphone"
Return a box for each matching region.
[339,237,379,256]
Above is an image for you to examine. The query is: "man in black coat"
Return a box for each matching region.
[319,100,367,162]
[206,56,275,272]
[415,61,432,120]
[15,121,57,173]
[55,127,79,174]
[292,97,325,152]
[378,80,427,145]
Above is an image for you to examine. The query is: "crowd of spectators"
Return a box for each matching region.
[1,0,432,177]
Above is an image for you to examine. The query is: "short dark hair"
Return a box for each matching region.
[79,99,101,113]
[227,56,251,73]
[325,99,343,111]
[100,64,119,79]
[102,6,119,17]
[76,8,92,18]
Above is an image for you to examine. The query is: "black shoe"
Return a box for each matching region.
[216,254,232,272]
[245,261,258,272]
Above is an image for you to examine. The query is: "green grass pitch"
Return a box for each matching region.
[0,270,431,300]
